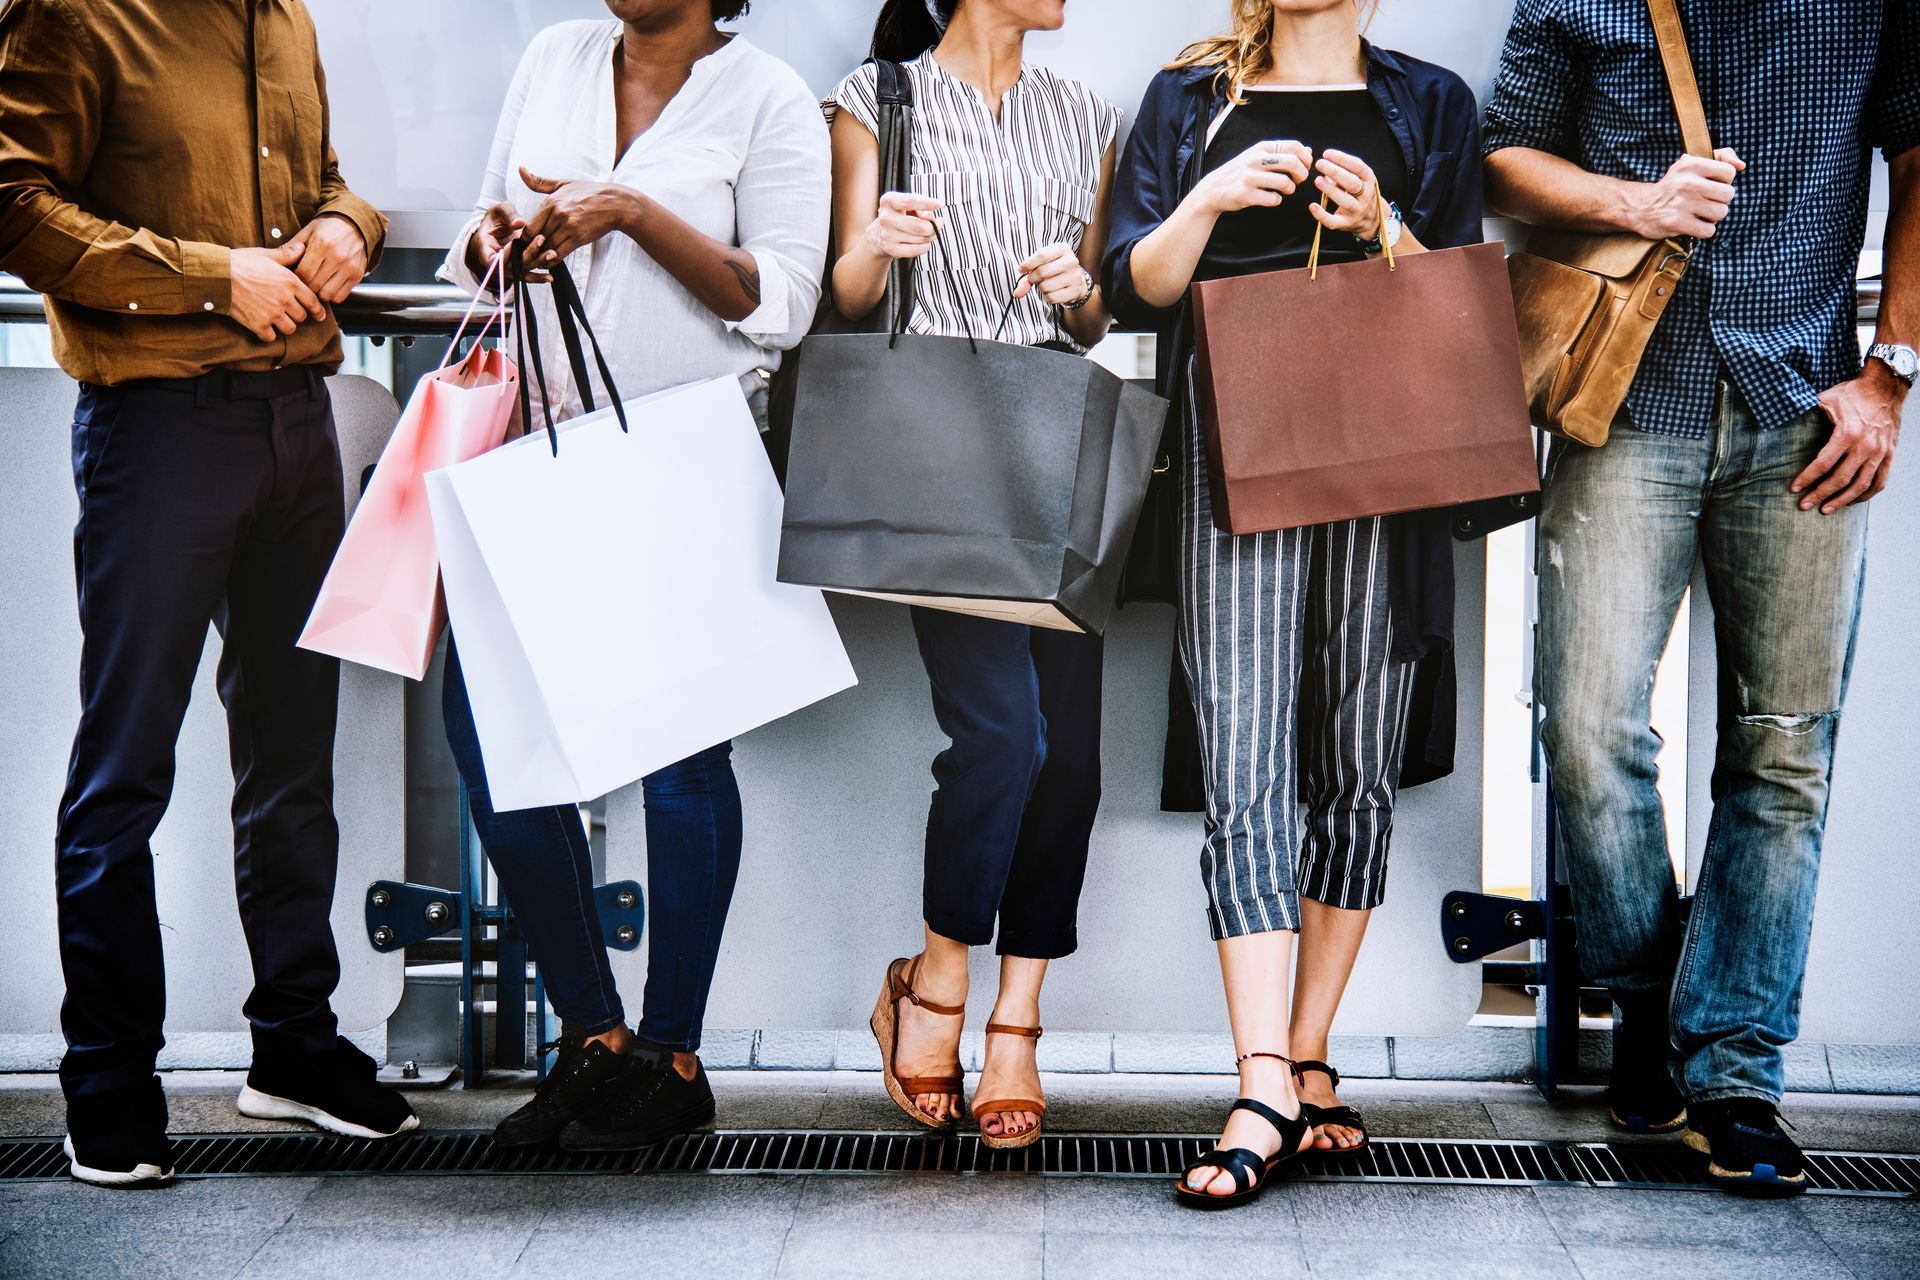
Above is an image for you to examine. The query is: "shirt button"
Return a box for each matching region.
[127,301,138,310]
[271,227,282,239]
[203,301,216,311]
[261,146,271,158]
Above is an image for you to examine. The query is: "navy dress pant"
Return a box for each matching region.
[911,608,1104,958]
[55,372,346,1100]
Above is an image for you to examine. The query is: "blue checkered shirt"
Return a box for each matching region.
[1484,1,1920,436]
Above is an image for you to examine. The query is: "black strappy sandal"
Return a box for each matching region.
[1295,1060,1370,1156]
[1174,1054,1314,1210]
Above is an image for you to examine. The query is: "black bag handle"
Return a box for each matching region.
[548,261,626,433]
[507,248,628,456]
[873,58,918,340]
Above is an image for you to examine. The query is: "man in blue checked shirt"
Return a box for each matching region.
[1484,1,1917,1198]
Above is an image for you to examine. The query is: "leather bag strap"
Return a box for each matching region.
[1646,0,1713,159]
[873,59,918,338]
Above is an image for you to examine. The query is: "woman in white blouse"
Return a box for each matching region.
[831,0,1120,1150]
[436,0,828,1153]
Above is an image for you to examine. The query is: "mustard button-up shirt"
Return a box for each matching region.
[0,0,386,384]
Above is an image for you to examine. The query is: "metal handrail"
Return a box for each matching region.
[0,271,1887,340]
[0,274,474,337]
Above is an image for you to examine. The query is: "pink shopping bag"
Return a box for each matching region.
[299,261,520,679]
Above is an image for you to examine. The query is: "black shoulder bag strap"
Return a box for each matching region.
[873,58,917,337]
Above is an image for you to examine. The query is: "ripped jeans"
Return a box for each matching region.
[1537,384,1868,1103]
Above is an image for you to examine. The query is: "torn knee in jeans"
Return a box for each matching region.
[1734,710,1836,736]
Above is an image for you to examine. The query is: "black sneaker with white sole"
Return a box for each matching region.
[1606,991,1687,1134]
[559,1047,715,1152]
[238,1036,419,1138]
[493,1028,634,1147]
[65,1076,175,1188]
[1684,1098,1808,1197]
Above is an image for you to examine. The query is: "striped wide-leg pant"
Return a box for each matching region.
[1176,367,1417,940]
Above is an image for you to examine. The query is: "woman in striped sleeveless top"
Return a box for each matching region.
[829,0,1120,1150]
[1105,0,1483,1206]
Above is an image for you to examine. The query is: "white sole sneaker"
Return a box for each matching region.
[236,1085,421,1139]
[63,1135,174,1188]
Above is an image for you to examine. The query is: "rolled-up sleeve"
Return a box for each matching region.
[728,85,831,351]
[0,0,233,313]
[1482,0,1578,159]
[1868,0,1920,160]
[1101,70,1186,335]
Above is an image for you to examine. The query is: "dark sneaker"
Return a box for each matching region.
[1684,1099,1808,1197]
[1606,992,1686,1134]
[493,1028,634,1147]
[559,1049,716,1152]
[65,1076,174,1188]
[238,1036,419,1139]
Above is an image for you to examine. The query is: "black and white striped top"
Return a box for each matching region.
[835,55,1120,352]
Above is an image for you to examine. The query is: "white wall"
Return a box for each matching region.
[311,0,1527,219]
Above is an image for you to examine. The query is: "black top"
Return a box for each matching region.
[1197,88,1407,281]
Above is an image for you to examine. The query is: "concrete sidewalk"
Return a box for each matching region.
[1,1072,1915,1280]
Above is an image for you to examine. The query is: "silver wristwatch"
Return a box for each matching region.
[1867,342,1919,387]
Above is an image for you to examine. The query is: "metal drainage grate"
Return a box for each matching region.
[3,1132,1913,1197]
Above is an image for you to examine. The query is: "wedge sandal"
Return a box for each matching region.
[870,956,964,1129]
[1295,1059,1370,1155]
[972,1023,1046,1151]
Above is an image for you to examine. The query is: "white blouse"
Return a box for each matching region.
[835,56,1119,352]
[439,23,830,422]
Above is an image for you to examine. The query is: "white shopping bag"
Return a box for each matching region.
[426,375,858,811]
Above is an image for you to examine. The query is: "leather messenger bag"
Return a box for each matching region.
[1506,0,1711,446]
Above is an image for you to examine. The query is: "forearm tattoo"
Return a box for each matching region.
[725,258,762,306]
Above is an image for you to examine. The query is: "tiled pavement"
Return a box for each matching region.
[1,1072,1915,1280]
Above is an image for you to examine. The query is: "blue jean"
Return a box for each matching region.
[1536,386,1868,1103]
[441,642,744,1052]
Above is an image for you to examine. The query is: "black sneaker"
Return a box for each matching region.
[65,1076,174,1188]
[1606,991,1686,1134]
[1684,1098,1808,1197]
[493,1028,634,1147]
[559,1047,716,1152]
[238,1036,419,1139]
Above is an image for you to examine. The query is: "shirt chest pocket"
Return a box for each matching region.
[1036,177,1098,250]
[286,89,324,215]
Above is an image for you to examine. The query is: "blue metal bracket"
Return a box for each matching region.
[370,785,647,1088]
[1440,891,1547,962]
[365,881,463,953]
[595,881,645,951]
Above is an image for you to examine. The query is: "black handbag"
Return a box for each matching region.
[763,59,916,483]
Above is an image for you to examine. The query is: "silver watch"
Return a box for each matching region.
[1867,342,1919,387]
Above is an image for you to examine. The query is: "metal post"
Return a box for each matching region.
[457,785,481,1088]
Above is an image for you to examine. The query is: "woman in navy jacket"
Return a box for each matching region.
[1101,0,1486,1207]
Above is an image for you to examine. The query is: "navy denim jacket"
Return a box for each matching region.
[1102,42,1487,788]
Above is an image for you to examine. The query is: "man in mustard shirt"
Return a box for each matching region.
[0,0,417,1186]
